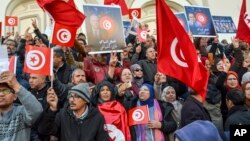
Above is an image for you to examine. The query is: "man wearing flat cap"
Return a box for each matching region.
[38,83,109,141]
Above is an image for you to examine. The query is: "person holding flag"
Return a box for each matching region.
[128,83,177,141]
[91,80,131,141]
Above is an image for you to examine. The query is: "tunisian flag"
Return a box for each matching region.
[52,22,77,47]
[137,29,148,42]
[24,45,53,76]
[5,16,18,26]
[36,0,85,28]
[9,56,17,74]
[129,8,141,19]
[236,0,250,43]
[98,101,131,141]
[128,105,149,126]
[156,0,209,100]
[104,0,128,15]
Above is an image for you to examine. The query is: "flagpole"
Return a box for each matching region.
[146,105,154,141]
[50,42,54,88]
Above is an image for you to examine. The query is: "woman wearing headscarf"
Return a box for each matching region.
[91,81,131,141]
[161,86,183,141]
[161,86,183,129]
[129,84,177,141]
[216,70,242,124]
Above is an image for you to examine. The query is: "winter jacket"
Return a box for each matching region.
[181,96,211,128]
[38,105,109,141]
[225,106,250,131]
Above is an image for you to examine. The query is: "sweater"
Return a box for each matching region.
[0,87,43,141]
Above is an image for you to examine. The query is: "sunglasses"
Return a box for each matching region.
[0,89,14,95]
[135,69,142,72]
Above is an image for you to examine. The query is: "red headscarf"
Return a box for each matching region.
[225,71,241,90]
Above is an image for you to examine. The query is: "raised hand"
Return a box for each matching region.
[47,88,58,111]
[31,18,38,29]
[231,37,239,49]
[109,52,118,67]
[24,27,33,41]
[0,71,21,93]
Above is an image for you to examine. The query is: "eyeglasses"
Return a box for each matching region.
[0,89,14,95]
[227,78,237,81]
[135,69,142,72]
[68,94,81,100]
[6,43,15,46]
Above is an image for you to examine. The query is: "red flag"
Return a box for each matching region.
[5,16,18,26]
[36,0,85,28]
[236,0,250,43]
[104,0,128,15]
[98,101,131,141]
[128,105,149,126]
[24,45,53,76]
[156,0,209,100]
[129,8,141,19]
[52,22,77,47]
[9,56,17,74]
[137,29,148,42]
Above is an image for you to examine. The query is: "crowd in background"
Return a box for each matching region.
[1,18,250,141]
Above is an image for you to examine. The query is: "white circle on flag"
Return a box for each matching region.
[26,50,45,70]
[8,18,16,26]
[104,124,125,141]
[102,19,112,30]
[140,31,147,40]
[132,109,145,122]
[56,28,71,43]
[170,38,188,68]
[132,10,139,18]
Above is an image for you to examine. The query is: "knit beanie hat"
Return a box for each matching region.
[175,120,222,141]
[68,83,91,103]
[241,72,250,85]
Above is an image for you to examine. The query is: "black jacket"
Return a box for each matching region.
[181,96,211,127]
[38,105,109,141]
[54,63,74,84]
[225,106,250,131]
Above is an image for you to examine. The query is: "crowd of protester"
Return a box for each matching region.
[1,18,250,141]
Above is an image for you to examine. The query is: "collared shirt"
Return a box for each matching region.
[73,105,88,120]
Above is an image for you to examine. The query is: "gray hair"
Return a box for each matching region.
[161,86,175,102]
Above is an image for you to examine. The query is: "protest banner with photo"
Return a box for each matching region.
[0,45,9,74]
[130,18,140,34]
[184,6,216,37]
[123,21,131,38]
[212,16,237,34]
[175,12,190,33]
[83,4,126,54]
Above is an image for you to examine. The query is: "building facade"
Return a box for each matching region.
[0,0,248,41]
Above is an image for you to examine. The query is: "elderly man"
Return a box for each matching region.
[38,83,109,141]
[0,71,43,141]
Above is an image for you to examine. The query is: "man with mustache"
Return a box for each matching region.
[38,83,109,141]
